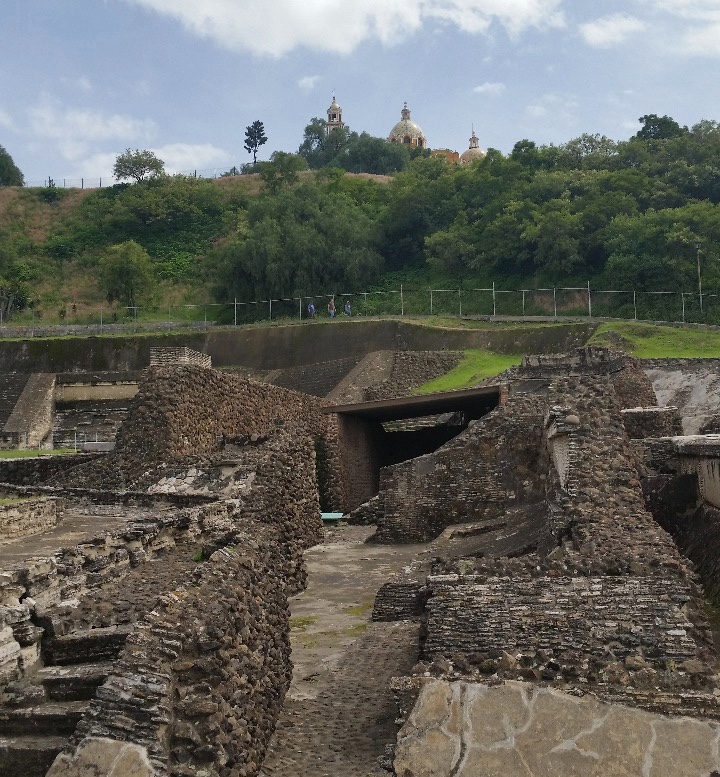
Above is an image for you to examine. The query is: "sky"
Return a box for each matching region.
[2,0,720,186]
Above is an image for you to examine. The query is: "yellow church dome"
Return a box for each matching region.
[388,102,427,149]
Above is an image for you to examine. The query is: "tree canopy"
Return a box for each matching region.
[99,240,155,307]
[244,121,268,164]
[113,149,165,183]
[0,145,24,187]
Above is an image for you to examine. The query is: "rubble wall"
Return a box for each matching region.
[49,539,291,777]
[59,367,345,509]
[372,391,547,543]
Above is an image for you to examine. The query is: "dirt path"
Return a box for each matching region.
[259,525,429,777]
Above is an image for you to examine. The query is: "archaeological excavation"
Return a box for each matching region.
[2,322,720,776]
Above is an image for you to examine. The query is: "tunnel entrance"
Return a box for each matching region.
[324,386,503,511]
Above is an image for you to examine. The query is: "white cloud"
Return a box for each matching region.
[154,142,230,174]
[0,109,16,131]
[635,0,720,56]
[526,93,578,121]
[60,76,93,93]
[298,75,321,93]
[473,81,505,95]
[120,0,565,56]
[28,96,157,160]
[579,14,646,47]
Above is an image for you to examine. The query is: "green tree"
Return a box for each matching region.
[0,145,24,186]
[635,114,688,141]
[258,152,308,194]
[298,118,355,169]
[339,133,410,175]
[209,181,383,300]
[244,121,268,164]
[113,149,165,183]
[100,240,155,307]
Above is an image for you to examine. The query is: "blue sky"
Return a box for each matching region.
[2,0,720,185]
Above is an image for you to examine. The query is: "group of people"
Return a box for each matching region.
[307,298,351,319]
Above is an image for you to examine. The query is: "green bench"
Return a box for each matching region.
[321,512,344,524]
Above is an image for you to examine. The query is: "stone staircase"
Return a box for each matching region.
[0,631,130,775]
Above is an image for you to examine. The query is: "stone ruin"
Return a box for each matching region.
[1,346,720,775]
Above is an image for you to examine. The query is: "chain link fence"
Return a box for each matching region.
[1,284,718,336]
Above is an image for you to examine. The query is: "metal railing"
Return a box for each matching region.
[1,283,719,336]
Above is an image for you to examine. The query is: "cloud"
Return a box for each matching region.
[120,0,565,56]
[28,97,157,160]
[298,75,321,93]
[635,0,720,56]
[526,93,578,121]
[154,142,230,174]
[0,109,16,131]
[579,14,646,47]
[473,81,506,95]
[60,76,93,93]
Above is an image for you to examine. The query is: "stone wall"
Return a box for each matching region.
[621,406,682,439]
[1,426,325,774]
[49,538,291,777]
[0,452,105,486]
[59,366,345,510]
[415,374,715,718]
[265,356,362,398]
[0,497,63,540]
[149,346,212,368]
[372,391,547,543]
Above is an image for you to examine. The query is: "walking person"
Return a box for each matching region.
[307,301,316,319]
[343,300,352,316]
[328,297,336,318]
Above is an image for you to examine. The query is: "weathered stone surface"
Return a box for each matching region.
[46,736,157,776]
[395,680,720,777]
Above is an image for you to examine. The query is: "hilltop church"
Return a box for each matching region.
[323,95,485,163]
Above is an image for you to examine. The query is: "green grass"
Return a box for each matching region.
[290,615,318,631]
[0,448,78,458]
[415,349,522,394]
[589,322,720,358]
[0,497,32,505]
[342,601,374,617]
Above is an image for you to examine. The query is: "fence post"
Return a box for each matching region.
[681,293,685,323]
[492,282,496,317]
[633,291,637,321]
[401,284,404,316]
[234,298,237,326]
[363,292,368,314]
[587,281,592,318]
[553,288,557,318]
[299,296,302,321]
[100,309,103,333]
[522,289,526,317]
[430,290,433,315]
[458,288,462,317]
[269,299,272,321]
[204,306,207,327]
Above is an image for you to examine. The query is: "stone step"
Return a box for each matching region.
[0,735,66,777]
[43,625,133,666]
[0,700,86,736]
[35,661,114,701]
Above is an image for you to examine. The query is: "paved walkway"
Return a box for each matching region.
[259,525,429,777]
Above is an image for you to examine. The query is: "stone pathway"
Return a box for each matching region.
[259,525,429,777]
